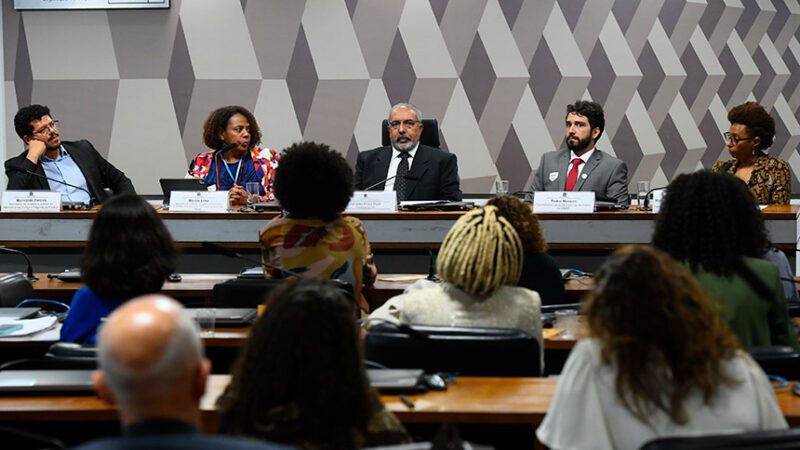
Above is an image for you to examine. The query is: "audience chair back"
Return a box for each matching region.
[640,427,800,449]
[0,357,96,371]
[365,323,541,376]
[746,345,800,379]
[212,278,286,307]
[381,119,441,148]
[0,272,35,307]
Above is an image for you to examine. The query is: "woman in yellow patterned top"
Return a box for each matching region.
[260,141,376,312]
[713,101,791,205]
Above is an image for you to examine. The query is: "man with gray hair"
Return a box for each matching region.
[73,295,289,450]
[355,103,462,201]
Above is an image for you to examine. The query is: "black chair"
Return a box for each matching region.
[746,345,800,379]
[640,428,800,449]
[365,322,541,376]
[0,357,96,371]
[212,278,287,308]
[381,118,441,147]
[0,272,35,307]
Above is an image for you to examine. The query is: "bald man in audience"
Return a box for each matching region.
[73,295,289,450]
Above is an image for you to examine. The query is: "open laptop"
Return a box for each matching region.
[159,178,207,206]
[0,307,41,320]
[0,370,94,394]
[184,308,258,327]
[367,368,425,392]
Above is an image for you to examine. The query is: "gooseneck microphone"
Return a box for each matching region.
[363,174,420,191]
[426,248,440,282]
[6,164,100,206]
[213,142,238,157]
[201,241,301,279]
[0,246,38,281]
[641,186,668,211]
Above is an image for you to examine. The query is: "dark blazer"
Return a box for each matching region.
[354,144,462,201]
[72,420,291,450]
[4,140,135,199]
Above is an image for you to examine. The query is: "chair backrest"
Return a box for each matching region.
[365,323,541,376]
[640,428,800,449]
[746,345,800,379]
[381,119,441,147]
[212,278,286,308]
[0,272,35,307]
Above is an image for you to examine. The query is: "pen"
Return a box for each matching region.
[399,394,415,409]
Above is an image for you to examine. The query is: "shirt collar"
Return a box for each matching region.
[125,419,199,437]
[391,142,419,159]
[570,147,595,163]
[39,145,68,162]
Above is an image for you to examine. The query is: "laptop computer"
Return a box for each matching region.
[367,368,425,392]
[0,370,94,394]
[0,307,41,320]
[184,308,258,327]
[159,178,207,205]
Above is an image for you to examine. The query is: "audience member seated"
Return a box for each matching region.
[260,141,376,312]
[73,295,288,450]
[487,195,566,305]
[60,194,177,344]
[537,245,787,450]
[652,170,798,349]
[188,105,280,205]
[369,206,543,367]
[713,101,790,205]
[217,279,411,449]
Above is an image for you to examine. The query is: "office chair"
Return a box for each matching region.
[381,119,441,147]
[365,322,541,376]
[746,345,800,379]
[0,272,36,307]
[212,278,287,308]
[0,357,96,371]
[640,428,800,449]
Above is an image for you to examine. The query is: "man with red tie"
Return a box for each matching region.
[530,100,629,205]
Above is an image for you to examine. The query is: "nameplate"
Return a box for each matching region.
[170,191,229,213]
[345,191,397,213]
[533,191,595,213]
[1,190,61,212]
[651,190,665,213]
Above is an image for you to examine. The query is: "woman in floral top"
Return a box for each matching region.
[187,105,279,204]
[713,101,790,205]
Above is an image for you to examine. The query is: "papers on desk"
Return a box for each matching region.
[0,316,58,338]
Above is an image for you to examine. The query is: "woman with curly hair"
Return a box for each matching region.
[713,101,790,204]
[187,105,279,204]
[487,195,566,305]
[260,141,376,312]
[537,245,787,450]
[217,279,410,449]
[60,194,178,344]
[652,170,797,348]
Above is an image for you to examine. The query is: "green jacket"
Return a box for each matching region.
[689,257,798,350]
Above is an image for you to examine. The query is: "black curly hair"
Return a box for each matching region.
[567,100,605,140]
[728,101,775,151]
[274,141,354,221]
[14,104,51,139]
[202,105,262,151]
[652,170,770,276]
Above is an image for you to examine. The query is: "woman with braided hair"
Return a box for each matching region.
[369,206,543,366]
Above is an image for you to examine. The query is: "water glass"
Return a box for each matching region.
[495,179,509,196]
[555,310,579,339]
[637,180,651,209]
[245,182,261,205]
[195,308,216,337]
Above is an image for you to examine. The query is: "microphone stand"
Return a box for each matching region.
[8,166,100,206]
[426,248,440,282]
[0,246,38,281]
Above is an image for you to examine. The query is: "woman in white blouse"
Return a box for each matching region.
[537,245,787,450]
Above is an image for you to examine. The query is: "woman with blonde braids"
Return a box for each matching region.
[369,206,543,366]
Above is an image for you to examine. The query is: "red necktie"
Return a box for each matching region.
[565,158,582,191]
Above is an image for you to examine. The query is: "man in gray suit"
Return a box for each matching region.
[530,100,629,205]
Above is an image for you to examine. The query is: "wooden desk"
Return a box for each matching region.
[1,375,800,429]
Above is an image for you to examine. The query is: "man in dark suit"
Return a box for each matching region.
[4,104,134,203]
[530,100,629,205]
[355,103,462,201]
[73,295,288,450]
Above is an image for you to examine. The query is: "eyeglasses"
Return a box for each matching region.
[388,120,420,130]
[723,132,755,145]
[33,120,59,136]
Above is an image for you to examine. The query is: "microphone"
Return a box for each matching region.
[6,164,98,206]
[0,246,38,281]
[213,142,238,157]
[426,248,440,282]
[641,186,668,211]
[362,175,419,191]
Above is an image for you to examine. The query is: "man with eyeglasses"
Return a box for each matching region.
[4,104,135,204]
[530,100,629,205]
[354,103,462,201]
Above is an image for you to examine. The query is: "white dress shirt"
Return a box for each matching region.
[383,143,419,192]
[564,148,595,180]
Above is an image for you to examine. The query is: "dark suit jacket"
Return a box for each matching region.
[354,144,462,201]
[4,140,135,200]
[72,420,291,450]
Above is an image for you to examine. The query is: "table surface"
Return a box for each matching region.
[1,374,799,427]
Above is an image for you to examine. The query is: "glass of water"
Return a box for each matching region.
[495,179,509,196]
[637,180,651,210]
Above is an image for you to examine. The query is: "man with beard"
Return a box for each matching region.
[531,100,629,205]
[5,104,135,204]
[355,103,462,201]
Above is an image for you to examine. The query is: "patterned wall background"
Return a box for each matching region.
[3,0,800,195]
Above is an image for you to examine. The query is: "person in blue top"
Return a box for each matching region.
[60,194,178,344]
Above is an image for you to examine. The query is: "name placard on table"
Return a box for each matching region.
[345,191,397,213]
[533,191,595,213]
[169,191,229,213]
[1,190,61,212]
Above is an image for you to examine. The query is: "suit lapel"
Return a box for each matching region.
[405,145,431,198]
[575,150,601,191]
[557,151,569,191]
[373,147,392,189]
[62,142,96,198]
